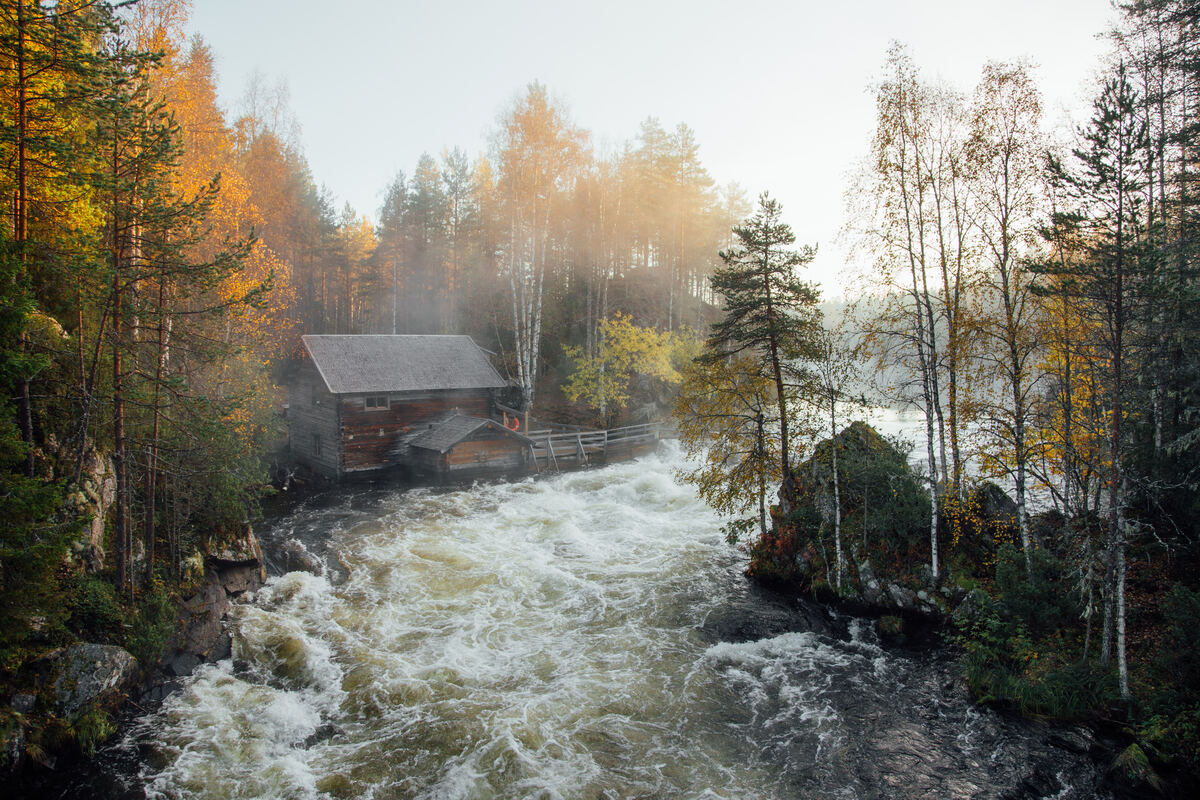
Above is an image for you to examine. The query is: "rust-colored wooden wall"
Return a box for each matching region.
[341,391,490,472]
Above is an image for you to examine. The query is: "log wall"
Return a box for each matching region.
[287,363,342,477]
[341,390,491,472]
[446,432,527,472]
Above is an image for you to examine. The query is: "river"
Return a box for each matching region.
[71,442,1107,799]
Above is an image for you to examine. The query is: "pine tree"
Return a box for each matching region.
[702,192,821,506]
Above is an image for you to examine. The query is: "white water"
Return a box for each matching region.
[128,443,1104,799]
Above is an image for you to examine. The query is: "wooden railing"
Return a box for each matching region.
[526,421,670,471]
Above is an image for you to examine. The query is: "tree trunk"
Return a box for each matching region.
[144,281,171,584]
[831,400,842,592]
[113,269,128,595]
[1116,519,1130,700]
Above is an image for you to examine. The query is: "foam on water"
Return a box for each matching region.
[130,443,1106,799]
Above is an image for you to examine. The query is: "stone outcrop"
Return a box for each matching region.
[751,422,1020,636]
[47,644,138,720]
[64,448,116,573]
[159,523,266,679]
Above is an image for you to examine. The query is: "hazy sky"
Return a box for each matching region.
[184,0,1118,296]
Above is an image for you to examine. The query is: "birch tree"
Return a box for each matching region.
[492,83,587,412]
[967,61,1047,578]
[807,319,862,592]
[856,45,947,581]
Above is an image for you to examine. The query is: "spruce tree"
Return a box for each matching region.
[1041,65,1150,700]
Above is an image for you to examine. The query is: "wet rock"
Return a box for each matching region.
[1048,725,1097,755]
[1006,767,1062,799]
[157,524,266,680]
[50,643,138,719]
[219,563,264,597]
[1,722,24,774]
[10,693,35,714]
[281,539,325,576]
[205,522,265,566]
[178,573,229,657]
[165,652,202,678]
[303,722,342,749]
[140,679,183,704]
[885,582,917,611]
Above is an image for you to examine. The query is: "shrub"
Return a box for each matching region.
[71,704,115,756]
[994,543,1077,636]
[63,573,124,645]
[126,580,176,668]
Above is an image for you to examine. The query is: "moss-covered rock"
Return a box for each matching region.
[749,422,930,599]
[49,643,137,720]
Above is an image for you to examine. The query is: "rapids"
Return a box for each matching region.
[98,443,1106,798]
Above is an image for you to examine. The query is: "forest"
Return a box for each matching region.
[1,0,1198,790]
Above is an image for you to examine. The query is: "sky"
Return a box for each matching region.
[183,0,1119,297]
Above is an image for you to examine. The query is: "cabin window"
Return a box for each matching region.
[312,434,322,456]
[364,394,389,411]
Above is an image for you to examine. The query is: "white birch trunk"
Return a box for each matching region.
[831,402,843,592]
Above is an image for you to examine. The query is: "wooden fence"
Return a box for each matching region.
[526,421,670,471]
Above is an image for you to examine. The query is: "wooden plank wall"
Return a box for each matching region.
[341,391,491,472]
[287,364,343,477]
[446,435,527,471]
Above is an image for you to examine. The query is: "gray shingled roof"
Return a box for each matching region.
[408,413,533,453]
[302,335,507,394]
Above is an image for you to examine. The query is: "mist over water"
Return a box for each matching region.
[122,443,1105,799]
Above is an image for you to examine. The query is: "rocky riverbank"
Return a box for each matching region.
[747,422,1195,797]
[2,521,268,778]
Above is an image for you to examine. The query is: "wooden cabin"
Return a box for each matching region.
[403,412,534,481]
[287,334,523,479]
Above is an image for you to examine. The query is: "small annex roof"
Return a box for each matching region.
[302,334,507,395]
[408,413,534,454]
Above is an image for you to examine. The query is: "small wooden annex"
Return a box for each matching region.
[287,334,527,480]
[403,412,534,481]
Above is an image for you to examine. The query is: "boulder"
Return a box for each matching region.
[858,560,887,607]
[165,571,230,676]
[206,523,266,573]
[971,481,1018,524]
[1048,726,1097,755]
[945,482,1020,578]
[281,539,325,577]
[885,582,918,611]
[50,643,138,719]
[219,563,265,596]
[951,588,991,627]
